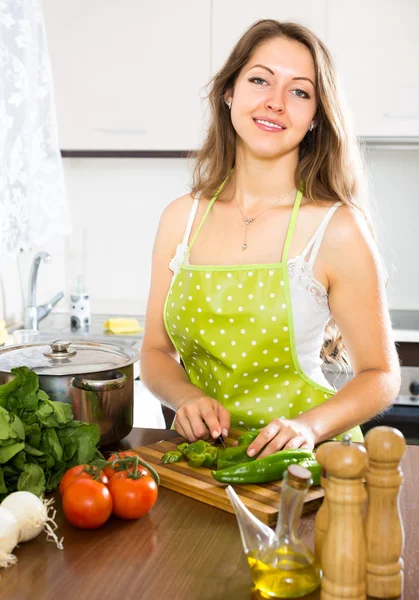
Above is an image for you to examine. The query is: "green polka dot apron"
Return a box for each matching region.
[164,180,363,442]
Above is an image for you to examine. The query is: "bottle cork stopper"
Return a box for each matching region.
[364,426,406,463]
[286,464,313,489]
[323,434,368,478]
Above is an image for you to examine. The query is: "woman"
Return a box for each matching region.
[140,19,400,458]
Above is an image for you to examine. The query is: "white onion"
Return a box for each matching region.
[2,491,47,542]
[0,506,20,568]
[1,491,63,549]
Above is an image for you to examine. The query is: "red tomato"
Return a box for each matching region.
[59,465,109,497]
[104,451,150,480]
[62,479,113,529]
[107,471,158,520]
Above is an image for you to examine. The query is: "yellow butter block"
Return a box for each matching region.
[0,319,6,330]
[104,318,143,334]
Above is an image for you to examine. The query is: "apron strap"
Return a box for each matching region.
[281,186,304,263]
[184,169,232,261]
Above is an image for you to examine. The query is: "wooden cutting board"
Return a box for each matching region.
[134,436,324,526]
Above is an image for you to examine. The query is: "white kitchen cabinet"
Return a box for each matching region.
[327,0,419,137]
[211,1,327,75]
[42,0,211,151]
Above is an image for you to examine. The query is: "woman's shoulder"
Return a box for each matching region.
[157,193,196,236]
[325,202,372,245]
[320,201,378,275]
[162,192,196,220]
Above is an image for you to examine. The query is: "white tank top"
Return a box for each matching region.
[169,198,341,391]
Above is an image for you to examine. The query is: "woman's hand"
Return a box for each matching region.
[174,394,231,442]
[246,418,316,459]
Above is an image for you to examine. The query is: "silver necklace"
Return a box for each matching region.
[235,187,296,250]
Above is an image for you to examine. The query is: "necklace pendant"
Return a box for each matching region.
[243,217,250,224]
[242,242,247,250]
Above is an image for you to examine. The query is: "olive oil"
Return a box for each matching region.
[247,547,322,598]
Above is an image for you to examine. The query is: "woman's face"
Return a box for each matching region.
[228,37,317,159]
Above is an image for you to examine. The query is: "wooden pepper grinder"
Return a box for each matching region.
[364,426,406,599]
[321,434,369,600]
[314,441,337,563]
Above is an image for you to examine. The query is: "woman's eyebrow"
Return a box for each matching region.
[292,76,315,87]
[248,64,315,88]
[248,64,275,76]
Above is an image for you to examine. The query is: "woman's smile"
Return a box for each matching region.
[253,117,287,133]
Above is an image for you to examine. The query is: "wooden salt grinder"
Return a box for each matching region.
[314,441,337,563]
[321,434,369,600]
[365,426,406,599]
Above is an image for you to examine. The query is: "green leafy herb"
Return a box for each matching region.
[0,366,103,499]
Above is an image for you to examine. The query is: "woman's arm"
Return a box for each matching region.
[247,206,401,458]
[140,195,230,441]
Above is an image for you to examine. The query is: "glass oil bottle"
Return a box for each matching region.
[247,464,322,598]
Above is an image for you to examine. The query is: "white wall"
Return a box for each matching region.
[1,149,418,325]
[366,148,419,310]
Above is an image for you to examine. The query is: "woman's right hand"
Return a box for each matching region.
[173,394,231,442]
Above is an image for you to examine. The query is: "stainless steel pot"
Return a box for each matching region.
[0,339,141,446]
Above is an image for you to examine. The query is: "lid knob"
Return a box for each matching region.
[43,339,77,359]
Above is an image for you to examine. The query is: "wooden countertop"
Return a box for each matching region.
[1,428,418,600]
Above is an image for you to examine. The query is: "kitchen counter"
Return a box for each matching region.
[1,428,418,600]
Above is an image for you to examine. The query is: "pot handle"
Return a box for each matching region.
[71,371,128,392]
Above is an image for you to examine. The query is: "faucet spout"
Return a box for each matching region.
[28,251,51,307]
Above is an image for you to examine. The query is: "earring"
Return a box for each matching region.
[226,100,232,110]
[309,122,314,132]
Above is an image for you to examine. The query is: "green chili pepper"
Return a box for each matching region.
[296,458,322,486]
[216,446,257,470]
[237,430,260,446]
[161,450,183,464]
[212,449,315,484]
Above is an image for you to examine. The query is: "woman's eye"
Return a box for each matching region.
[292,89,310,99]
[248,77,268,86]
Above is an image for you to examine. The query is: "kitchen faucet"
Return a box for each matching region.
[24,251,64,330]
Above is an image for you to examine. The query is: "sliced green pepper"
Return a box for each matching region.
[161,450,183,464]
[188,452,206,468]
[176,442,190,458]
[296,458,321,486]
[185,440,212,460]
[188,446,218,469]
[202,446,218,468]
[212,449,315,484]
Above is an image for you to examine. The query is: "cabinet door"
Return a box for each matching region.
[327,0,419,137]
[42,0,211,150]
[212,1,327,74]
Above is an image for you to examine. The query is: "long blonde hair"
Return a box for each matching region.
[191,19,372,370]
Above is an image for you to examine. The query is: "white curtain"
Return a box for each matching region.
[0,0,71,261]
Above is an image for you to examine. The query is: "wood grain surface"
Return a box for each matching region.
[136,436,324,525]
[0,428,417,600]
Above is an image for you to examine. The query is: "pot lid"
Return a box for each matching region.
[0,339,140,376]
